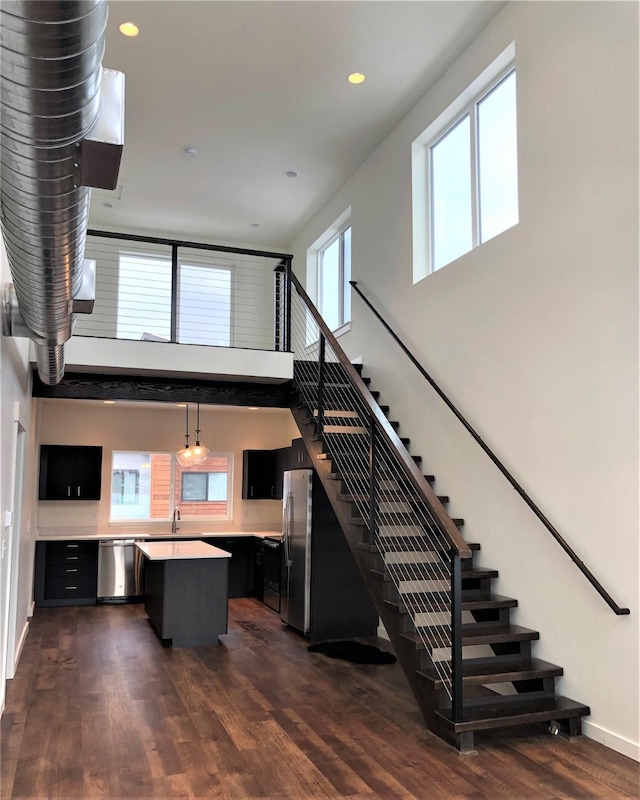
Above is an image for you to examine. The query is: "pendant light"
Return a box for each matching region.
[191,403,209,464]
[176,404,195,466]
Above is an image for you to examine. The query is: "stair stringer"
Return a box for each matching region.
[289,404,461,749]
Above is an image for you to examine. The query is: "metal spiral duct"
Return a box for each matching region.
[0,0,108,384]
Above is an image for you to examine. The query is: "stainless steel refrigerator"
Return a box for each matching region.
[280,468,377,639]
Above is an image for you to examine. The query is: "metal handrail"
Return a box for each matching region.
[350,280,630,616]
[290,272,470,560]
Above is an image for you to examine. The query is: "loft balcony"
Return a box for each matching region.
[29,230,295,391]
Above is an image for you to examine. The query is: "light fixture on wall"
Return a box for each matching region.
[176,403,194,466]
[191,403,209,464]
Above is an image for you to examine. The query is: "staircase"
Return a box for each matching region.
[285,314,590,752]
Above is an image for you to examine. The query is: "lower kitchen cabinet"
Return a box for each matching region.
[254,540,264,601]
[213,537,256,598]
[34,540,99,607]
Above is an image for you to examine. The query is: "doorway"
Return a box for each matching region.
[1,418,26,708]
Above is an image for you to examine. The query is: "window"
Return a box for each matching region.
[412,45,517,280]
[115,252,232,345]
[110,451,232,522]
[315,222,351,332]
[112,469,139,505]
[117,253,172,340]
[181,471,228,502]
[177,263,231,346]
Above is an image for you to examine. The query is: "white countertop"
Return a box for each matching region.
[136,541,232,560]
[37,530,282,542]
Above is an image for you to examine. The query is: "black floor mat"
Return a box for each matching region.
[307,640,397,664]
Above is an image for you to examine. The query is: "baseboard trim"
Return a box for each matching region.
[12,619,30,676]
[583,721,639,762]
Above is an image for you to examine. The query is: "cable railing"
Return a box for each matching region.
[288,272,470,721]
[350,280,631,617]
[75,230,292,352]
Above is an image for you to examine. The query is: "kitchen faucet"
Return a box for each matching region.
[171,506,181,534]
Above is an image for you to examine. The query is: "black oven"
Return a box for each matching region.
[261,537,282,612]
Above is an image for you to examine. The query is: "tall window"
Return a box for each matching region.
[177,263,231,346]
[412,46,518,282]
[117,253,172,340]
[429,68,518,271]
[110,451,232,522]
[318,225,351,332]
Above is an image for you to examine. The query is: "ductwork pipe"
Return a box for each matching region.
[0,0,108,384]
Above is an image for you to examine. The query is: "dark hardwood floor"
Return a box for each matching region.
[1,599,638,799]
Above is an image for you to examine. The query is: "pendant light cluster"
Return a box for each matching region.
[176,403,209,466]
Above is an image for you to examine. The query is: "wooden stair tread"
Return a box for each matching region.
[357,540,480,554]
[337,493,450,504]
[400,624,539,649]
[434,695,590,733]
[370,566,496,582]
[418,658,563,688]
[327,472,435,483]
[384,592,515,614]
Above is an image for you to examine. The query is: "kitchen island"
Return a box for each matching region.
[136,541,231,647]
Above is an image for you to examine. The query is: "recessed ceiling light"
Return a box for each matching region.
[347,72,366,85]
[284,171,298,178]
[103,400,116,404]
[184,146,198,157]
[118,21,139,37]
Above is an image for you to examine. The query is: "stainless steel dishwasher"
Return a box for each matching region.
[97,539,145,602]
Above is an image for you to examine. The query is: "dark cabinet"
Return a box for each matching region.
[253,538,281,611]
[273,446,290,500]
[214,537,256,598]
[290,438,313,470]
[242,450,277,499]
[34,540,99,607]
[39,445,102,501]
[254,540,264,601]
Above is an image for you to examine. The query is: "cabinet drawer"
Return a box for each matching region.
[44,575,97,600]
[44,562,96,578]
[45,551,97,567]
[46,541,97,556]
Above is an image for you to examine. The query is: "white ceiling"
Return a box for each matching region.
[90,0,504,249]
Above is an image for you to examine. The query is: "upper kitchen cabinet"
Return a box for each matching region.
[39,445,103,501]
[290,438,313,470]
[242,449,277,499]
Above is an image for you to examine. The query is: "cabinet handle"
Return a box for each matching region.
[66,544,79,549]
[250,486,253,497]
[77,486,81,497]
[66,556,78,561]
[65,568,78,573]
[67,486,71,497]
[65,586,78,590]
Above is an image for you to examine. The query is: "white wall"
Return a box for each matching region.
[289,1,639,759]
[0,239,36,712]
[37,400,298,535]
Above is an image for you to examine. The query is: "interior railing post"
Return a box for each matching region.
[273,264,283,351]
[285,258,292,352]
[368,418,378,547]
[170,243,178,343]
[451,551,464,723]
[317,334,326,439]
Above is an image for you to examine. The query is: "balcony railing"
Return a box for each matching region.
[77,230,293,352]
